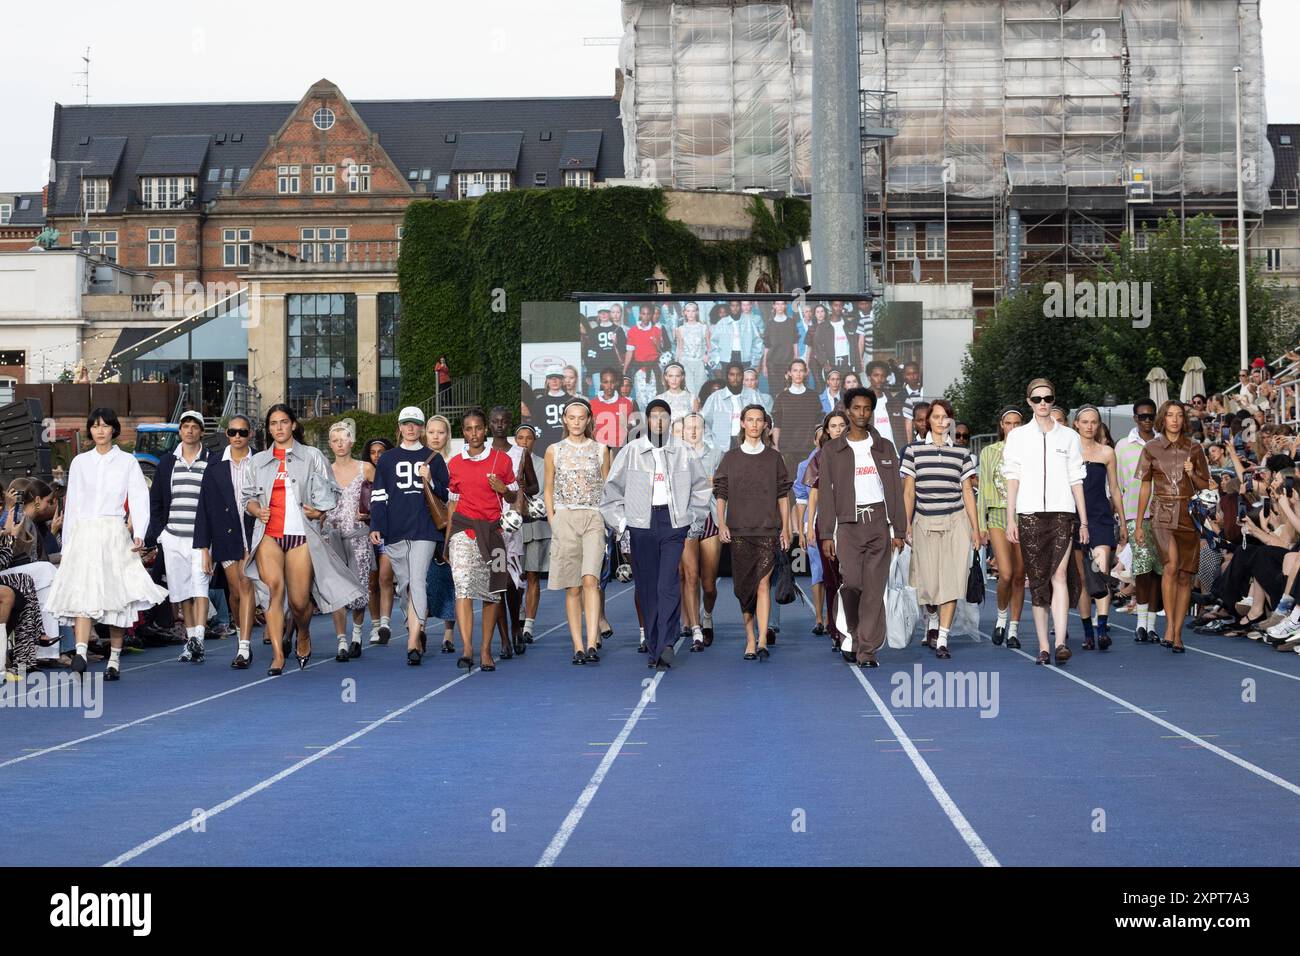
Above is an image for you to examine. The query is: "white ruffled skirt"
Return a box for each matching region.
[46,517,170,628]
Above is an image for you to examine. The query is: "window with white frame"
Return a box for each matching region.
[278,165,301,194]
[313,165,336,193]
[1266,248,1282,272]
[563,169,592,189]
[0,203,10,224]
[139,175,196,209]
[0,377,16,404]
[223,228,252,267]
[924,223,945,260]
[300,226,348,262]
[347,163,371,193]
[71,230,119,262]
[82,177,110,213]
[1134,230,1150,252]
[893,222,917,260]
[1286,189,1299,210]
[456,171,512,197]
[147,227,177,267]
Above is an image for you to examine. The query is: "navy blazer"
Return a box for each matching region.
[146,445,217,548]
[193,455,257,563]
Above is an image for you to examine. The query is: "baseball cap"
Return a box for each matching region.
[397,406,425,425]
[1252,357,1267,369]
[645,399,672,418]
[179,410,204,427]
[544,366,565,380]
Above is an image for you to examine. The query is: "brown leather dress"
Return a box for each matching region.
[1136,436,1211,575]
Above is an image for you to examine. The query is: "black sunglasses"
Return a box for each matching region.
[1028,395,1054,404]
[1135,413,1155,421]
[226,428,251,438]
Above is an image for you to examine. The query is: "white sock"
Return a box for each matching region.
[237,639,250,659]
[996,608,1008,628]
[191,625,205,645]
[1007,620,1019,637]
[928,611,939,630]
[108,647,122,668]
[351,624,362,642]
[692,625,703,641]
[702,610,712,627]
[380,616,390,629]
[523,617,534,633]
[75,642,88,659]
[1136,604,1150,630]
[639,627,646,643]
[336,633,347,642]
[937,627,949,648]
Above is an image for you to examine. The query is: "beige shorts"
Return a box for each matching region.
[548,509,607,589]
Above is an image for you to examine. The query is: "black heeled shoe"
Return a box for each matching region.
[296,642,311,670]
[585,647,600,664]
[757,645,770,661]
[441,639,455,654]
[765,629,777,646]
[514,634,527,656]
[479,659,496,672]
[572,651,586,665]
[267,661,284,676]
[418,629,427,654]
[1171,643,1186,654]
[841,649,855,663]
[456,656,474,671]
[407,648,422,666]
[499,641,514,661]
[281,636,291,656]
[812,622,826,635]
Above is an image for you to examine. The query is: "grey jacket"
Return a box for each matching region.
[601,436,712,531]
[238,441,366,614]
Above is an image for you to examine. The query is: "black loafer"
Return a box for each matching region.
[407,649,422,666]
[349,641,363,659]
[105,665,120,681]
[1006,635,1022,649]
[812,623,826,635]
[743,652,758,661]
[441,639,455,654]
[230,654,250,670]
[992,626,1006,646]
[690,640,704,653]
[572,651,586,665]
[637,641,648,654]
[71,654,87,675]
[584,647,599,663]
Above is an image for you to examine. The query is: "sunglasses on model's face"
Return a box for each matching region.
[1135,413,1155,422]
[956,432,970,441]
[226,428,251,438]
[1028,394,1054,405]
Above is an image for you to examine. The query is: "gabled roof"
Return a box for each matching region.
[47,92,625,214]
[559,129,603,170]
[136,134,212,175]
[450,131,523,172]
[1269,124,1299,192]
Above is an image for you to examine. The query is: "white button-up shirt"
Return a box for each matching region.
[1001,420,1086,515]
[63,445,152,541]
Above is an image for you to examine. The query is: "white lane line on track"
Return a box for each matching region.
[1089,615,1300,684]
[103,670,473,866]
[997,636,1300,799]
[104,587,636,867]
[801,589,999,866]
[537,633,681,868]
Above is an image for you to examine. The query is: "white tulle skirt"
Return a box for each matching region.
[46,517,170,628]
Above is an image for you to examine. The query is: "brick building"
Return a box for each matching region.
[0,190,44,254]
[44,78,624,418]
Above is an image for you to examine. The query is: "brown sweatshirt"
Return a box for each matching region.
[714,443,792,537]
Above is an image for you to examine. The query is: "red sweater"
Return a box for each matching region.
[626,324,662,363]
[448,447,516,522]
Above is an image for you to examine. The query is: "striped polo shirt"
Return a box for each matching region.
[166,446,208,538]
[901,433,975,517]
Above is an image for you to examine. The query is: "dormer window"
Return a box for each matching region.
[82,177,110,213]
[456,171,512,197]
[563,170,592,189]
[140,175,196,209]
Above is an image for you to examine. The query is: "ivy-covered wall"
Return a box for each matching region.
[396,187,810,421]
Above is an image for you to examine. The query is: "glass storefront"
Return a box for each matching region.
[131,301,250,419]
[378,292,401,411]
[287,292,357,415]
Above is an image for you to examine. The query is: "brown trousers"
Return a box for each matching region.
[833,505,891,663]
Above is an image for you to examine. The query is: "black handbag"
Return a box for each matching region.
[965,548,986,605]
[773,546,797,605]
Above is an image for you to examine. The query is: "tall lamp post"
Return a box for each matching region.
[1234,65,1248,370]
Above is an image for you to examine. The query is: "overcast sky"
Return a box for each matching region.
[2,0,1298,189]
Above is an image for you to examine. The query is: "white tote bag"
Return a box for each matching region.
[885,545,918,650]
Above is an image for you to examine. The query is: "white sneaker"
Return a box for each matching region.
[1266,617,1300,640]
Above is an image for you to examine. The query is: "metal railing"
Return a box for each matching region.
[420,373,481,420]
[356,389,401,414]
[170,383,190,424]
[248,240,401,273]
[220,382,262,425]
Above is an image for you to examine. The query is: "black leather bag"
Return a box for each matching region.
[773,546,797,605]
[965,548,986,605]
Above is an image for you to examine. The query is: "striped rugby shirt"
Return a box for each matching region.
[900,432,975,517]
[165,445,208,538]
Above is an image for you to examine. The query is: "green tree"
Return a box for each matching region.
[946,284,1092,434]
[1076,213,1292,402]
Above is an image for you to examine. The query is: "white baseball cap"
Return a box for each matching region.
[397,406,425,425]
[179,410,205,427]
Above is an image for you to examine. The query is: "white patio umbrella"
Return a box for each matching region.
[1146,367,1170,405]
[1180,356,1207,402]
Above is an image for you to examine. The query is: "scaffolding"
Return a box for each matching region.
[620,1,1274,305]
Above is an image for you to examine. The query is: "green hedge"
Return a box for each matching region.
[397,187,811,416]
